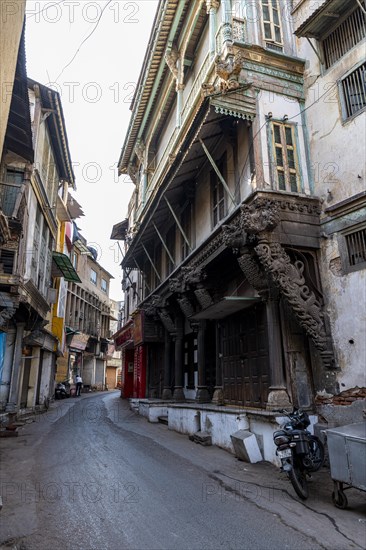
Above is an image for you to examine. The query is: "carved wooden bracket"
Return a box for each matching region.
[237,247,269,295]
[241,198,280,235]
[215,51,243,91]
[181,266,214,309]
[255,242,330,354]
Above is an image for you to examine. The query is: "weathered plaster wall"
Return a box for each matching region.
[320,235,366,389]
[296,40,365,204]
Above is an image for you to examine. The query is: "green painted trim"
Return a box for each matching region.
[300,100,314,194]
[137,0,186,143]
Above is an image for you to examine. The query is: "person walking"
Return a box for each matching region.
[75,374,83,397]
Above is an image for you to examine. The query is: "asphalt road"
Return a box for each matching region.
[0,393,362,550]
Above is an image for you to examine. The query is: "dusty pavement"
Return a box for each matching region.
[0,391,365,550]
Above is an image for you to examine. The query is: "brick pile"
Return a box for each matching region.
[315,387,366,406]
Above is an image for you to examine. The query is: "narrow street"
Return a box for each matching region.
[1,392,365,550]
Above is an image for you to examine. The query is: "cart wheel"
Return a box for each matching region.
[332,490,348,509]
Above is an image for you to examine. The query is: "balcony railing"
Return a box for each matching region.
[142,53,214,216]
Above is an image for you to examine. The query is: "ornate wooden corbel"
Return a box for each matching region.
[215,50,243,91]
[182,266,214,309]
[169,275,195,318]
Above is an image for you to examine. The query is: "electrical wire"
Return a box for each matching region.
[55,0,113,83]
[26,0,65,19]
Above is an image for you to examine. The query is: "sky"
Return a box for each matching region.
[25,0,159,300]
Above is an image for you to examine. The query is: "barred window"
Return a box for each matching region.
[271,122,300,193]
[344,227,366,270]
[322,7,366,69]
[341,63,366,120]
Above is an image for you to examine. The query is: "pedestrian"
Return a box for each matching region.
[75,374,83,397]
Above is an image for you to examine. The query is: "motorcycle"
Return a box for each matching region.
[55,380,70,399]
[273,408,325,500]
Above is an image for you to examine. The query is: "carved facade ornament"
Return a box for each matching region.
[194,288,214,309]
[255,242,328,352]
[135,140,145,164]
[158,308,176,334]
[169,275,185,294]
[164,45,179,79]
[222,220,246,252]
[201,82,216,97]
[0,307,16,327]
[241,199,280,235]
[215,51,243,91]
[177,295,195,318]
[205,0,220,12]
[237,247,268,294]
[182,266,207,286]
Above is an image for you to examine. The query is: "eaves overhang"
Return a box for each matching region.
[118,0,191,175]
[4,25,34,163]
[28,78,75,188]
[293,0,351,38]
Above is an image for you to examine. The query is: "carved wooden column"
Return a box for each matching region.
[212,321,224,405]
[263,286,291,410]
[205,0,219,56]
[173,313,185,402]
[195,320,211,403]
[162,329,172,400]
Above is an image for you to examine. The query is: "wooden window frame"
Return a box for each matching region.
[90,268,97,285]
[261,0,283,50]
[270,122,301,193]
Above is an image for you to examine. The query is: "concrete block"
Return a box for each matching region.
[230,430,263,463]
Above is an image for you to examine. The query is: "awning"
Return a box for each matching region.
[210,88,256,121]
[111,219,128,240]
[52,252,81,282]
[293,0,349,38]
[191,296,261,320]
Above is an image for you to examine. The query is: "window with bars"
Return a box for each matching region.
[1,169,24,217]
[211,157,226,227]
[261,0,283,50]
[271,122,300,192]
[322,6,365,69]
[343,226,366,272]
[340,62,366,120]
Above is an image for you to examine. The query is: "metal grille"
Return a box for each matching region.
[323,7,366,68]
[345,227,366,268]
[342,63,366,118]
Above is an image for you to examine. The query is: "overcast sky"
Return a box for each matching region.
[25,0,159,300]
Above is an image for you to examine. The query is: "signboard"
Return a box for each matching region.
[133,311,143,345]
[70,332,89,351]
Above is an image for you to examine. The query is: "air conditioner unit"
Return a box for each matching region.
[47,287,57,304]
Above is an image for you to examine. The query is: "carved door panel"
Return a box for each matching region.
[222,305,269,407]
[280,300,314,409]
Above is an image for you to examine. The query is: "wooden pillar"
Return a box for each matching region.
[195,320,210,403]
[173,315,185,402]
[212,321,224,404]
[265,289,291,410]
[162,330,172,400]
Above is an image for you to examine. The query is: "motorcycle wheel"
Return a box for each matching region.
[289,461,309,500]
[308,436,325,472]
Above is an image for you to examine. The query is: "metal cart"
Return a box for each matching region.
[326,422,366,509]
